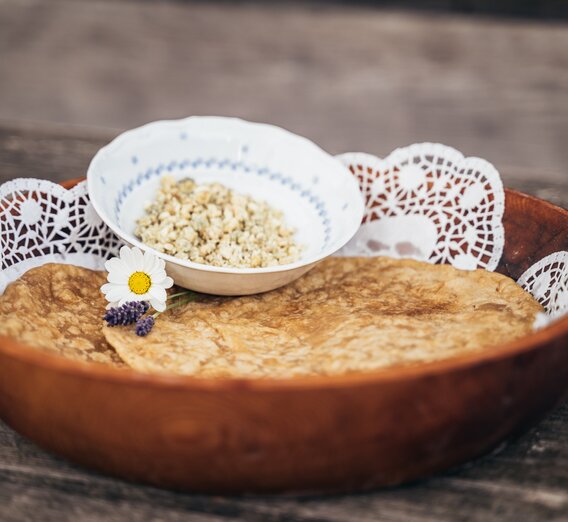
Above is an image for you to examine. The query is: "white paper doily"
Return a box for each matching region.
[0,141,566,327]
[517,251,568,325]
[336,144,505,271]
[0,179,121,294]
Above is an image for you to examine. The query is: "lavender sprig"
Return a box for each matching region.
[135,316,155,336]
[104,301,150,326]
[104,290,196,337]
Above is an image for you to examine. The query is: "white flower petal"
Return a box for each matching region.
[150,298,166,312]
[104,246,171,308]
[149,268,168,283]
[107,264,131,284]
[119,245,133,265]
[119,290,144,305]
[143,250,158,273]
[155,256,167,271]
[101,283,129,303]
[104,258,115,273]
[105,257,127,276]
[148,284,167,303]
[130,247,145,271]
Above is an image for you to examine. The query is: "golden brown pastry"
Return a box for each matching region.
[0,264,124,367]
[103,257,543,378]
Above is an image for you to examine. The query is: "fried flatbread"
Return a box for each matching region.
[0,264,124,367]
[103,257,542,378]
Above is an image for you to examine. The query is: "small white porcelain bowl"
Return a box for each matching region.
[87,117,364,295]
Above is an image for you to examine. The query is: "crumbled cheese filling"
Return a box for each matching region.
[135,176,302,268]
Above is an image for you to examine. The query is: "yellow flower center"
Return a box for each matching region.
[128,272,151,295]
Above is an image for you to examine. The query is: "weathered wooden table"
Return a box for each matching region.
[0,123,567,522]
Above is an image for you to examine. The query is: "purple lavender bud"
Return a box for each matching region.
[103,307,124,326]
[135,316,155,336]
[104,301,150,326]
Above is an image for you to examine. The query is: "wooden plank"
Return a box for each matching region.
[0,0,567,182]
[1,122,567,209]
[0,122,111,184]
[1,400,567,521]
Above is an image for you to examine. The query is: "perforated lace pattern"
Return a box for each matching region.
[0,169,565,324]
[517,251,568,320]
[0,179,121,293]
[336,143,504,271]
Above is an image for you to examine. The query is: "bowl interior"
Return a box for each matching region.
[87,117,364,271]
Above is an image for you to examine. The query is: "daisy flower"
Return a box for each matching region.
[101,246,174,312]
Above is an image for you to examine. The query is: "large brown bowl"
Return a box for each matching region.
[0,179,567,494]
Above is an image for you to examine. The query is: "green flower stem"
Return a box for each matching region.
[168,290,193,299]
[152,291,197,318]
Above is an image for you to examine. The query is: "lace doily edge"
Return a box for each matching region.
[335,146,506,272]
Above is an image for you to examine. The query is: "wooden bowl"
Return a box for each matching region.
[0,179,567,494]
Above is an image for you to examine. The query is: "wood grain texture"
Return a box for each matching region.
[499,190,568,279]
[1,0,567,517]
[0,123,567,521]
[1,122,567,207]
[0,0,567,183]
[1,403,568,522]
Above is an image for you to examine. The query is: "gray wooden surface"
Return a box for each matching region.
[1,403,568,522]
[0,123,567,522]
[1,0,567,519]
[0,0,567,185]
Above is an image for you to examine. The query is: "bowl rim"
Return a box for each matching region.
[1,182,567,392]
[86,116,365,275]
